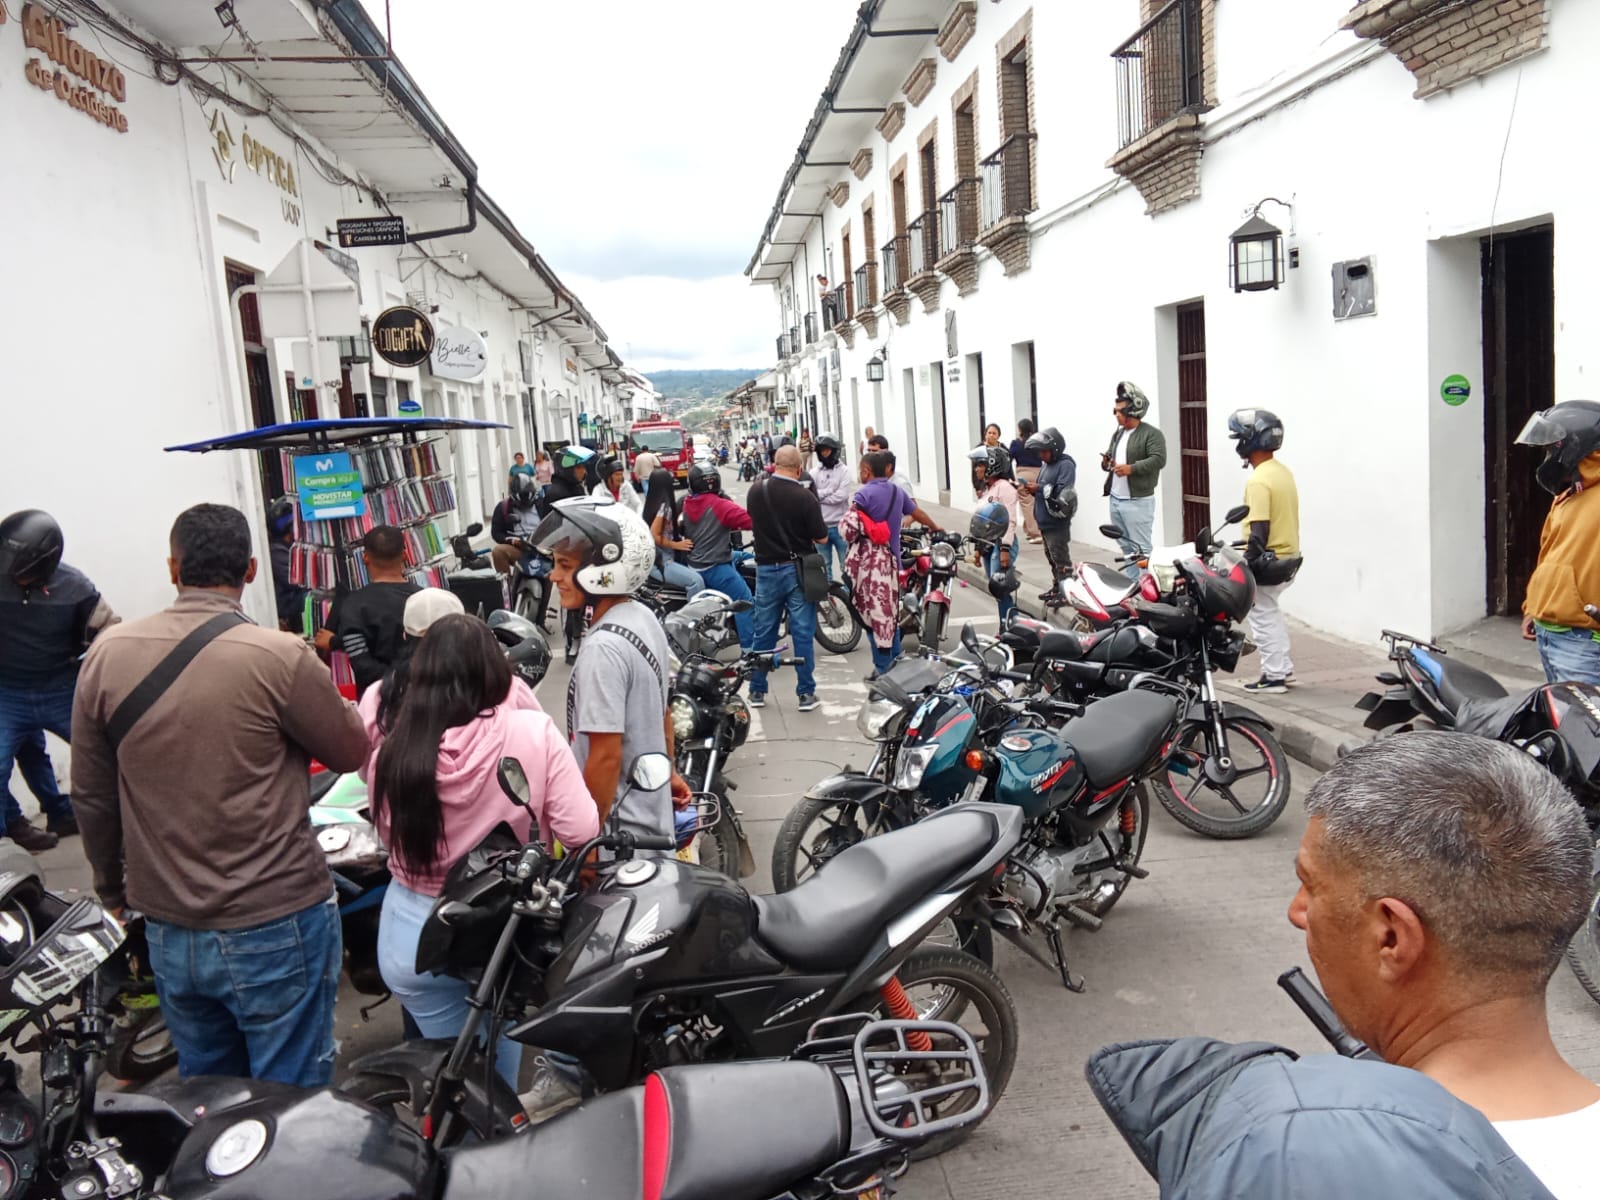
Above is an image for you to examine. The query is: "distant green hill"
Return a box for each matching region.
[645,369,763,403]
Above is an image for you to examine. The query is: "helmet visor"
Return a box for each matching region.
[1515,410,1571,448]
[530,497,623,561]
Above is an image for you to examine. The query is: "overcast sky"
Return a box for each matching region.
[361,0,863,374]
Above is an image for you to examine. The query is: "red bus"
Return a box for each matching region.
[627,419,691,483]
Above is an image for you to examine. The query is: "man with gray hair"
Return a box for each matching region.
[1088,733,1595,1199]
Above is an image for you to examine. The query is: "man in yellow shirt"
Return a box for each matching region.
[1228,409,1300,695]
[1516,401,1600,685]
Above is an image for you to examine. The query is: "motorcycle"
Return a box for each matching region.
[444,521,515,622]
[776,623,1183,991]
[341,753,1022,1152]
[739,449,761,482]
[998,511,1293,840]
[896,530,966,653]
[736,551,864,655]
[1350,622,1600,1004]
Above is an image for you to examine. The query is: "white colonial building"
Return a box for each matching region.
[747,0,1591,643]
[3,0,635,624]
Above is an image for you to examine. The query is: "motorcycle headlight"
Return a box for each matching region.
[891,744,938,792]
[670,695,701,740]
[930,542,957,571]
[857,697,903,742]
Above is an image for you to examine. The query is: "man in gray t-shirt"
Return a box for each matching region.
[569,597,674,844]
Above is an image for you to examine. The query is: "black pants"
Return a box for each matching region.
[1039,521,1075,582]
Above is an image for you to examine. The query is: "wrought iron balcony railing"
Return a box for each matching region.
[1111,0,1204,149]
[979,133,1036,231]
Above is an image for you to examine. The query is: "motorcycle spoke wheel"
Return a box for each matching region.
[106,1009,178,1082]
[814,588,863,655]
[771,796,888,891]
[1153,718,1291,839]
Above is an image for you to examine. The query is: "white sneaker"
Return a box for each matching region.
[518,1054,582,1124]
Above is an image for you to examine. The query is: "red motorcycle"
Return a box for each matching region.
[898,529,966,653]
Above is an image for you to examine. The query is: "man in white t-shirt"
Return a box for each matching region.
[1288,734,1599,1198]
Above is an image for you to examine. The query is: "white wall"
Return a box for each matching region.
[757,0,1600,642]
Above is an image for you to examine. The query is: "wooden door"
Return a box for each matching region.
[1177,302,1210,541]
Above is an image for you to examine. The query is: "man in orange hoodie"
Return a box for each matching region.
[1518,401,1600,685]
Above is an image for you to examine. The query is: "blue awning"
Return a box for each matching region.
[165,417,511,453]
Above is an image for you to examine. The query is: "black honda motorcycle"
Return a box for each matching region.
[1350,622,1600,1005]
[341,754,1022,1152]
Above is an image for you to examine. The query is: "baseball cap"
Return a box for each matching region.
[403,587,464,637]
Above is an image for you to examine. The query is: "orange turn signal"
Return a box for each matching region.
[964,749,987,771]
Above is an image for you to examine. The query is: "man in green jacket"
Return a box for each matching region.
[1100,382,1168,580]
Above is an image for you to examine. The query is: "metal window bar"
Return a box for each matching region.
[907,210,939,276]
[881,235,910,293]
[979,134,1036,232]
[824,282,849,327]
[854,262,877,310]
[1111,0,1204,150]
[804,312,818,344]
[789,325,801,353]
[776,334,788,360]
[937,178,979,258]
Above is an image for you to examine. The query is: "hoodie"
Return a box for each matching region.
[813,458,853,524]
[1524,454,1600,631]
[358,677,599,895]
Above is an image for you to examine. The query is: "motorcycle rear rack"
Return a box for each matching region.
[851,1019,989,1142]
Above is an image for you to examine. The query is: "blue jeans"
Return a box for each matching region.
[822,525,849,581]
[146,894,341,1088]
[871,629,902,676]
[378,880,521,1089]
[1109,494,1157,581]
[1537,627,1600,687]
[751,563,817,698]
[0,686,74,826]
[697,562,755,647]
[989,540,1020,621]
[2,730,57,829]
[651,559,706,594]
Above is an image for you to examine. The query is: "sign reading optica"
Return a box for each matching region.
[372,306,435,368]
[294,452,366,522]
[1440,374,1472,407]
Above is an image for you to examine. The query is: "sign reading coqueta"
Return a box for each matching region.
[20,4,130,134]
[372,306,435,369]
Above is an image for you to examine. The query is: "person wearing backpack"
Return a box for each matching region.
[849,451,941,676]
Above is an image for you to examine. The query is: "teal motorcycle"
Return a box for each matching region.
[773,625,1185,990]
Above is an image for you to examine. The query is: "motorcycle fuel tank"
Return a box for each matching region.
[991,729,1086,820]
[900,693,981,806]
[544,857,778,997]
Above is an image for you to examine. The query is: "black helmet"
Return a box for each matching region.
[687,463,718,495]
[1227,408,1285,459]
[1517,400,1600,495]
[815,435,841,464]
[488,610,552,688]
[988,565,1020,599]
[267,495,297,539]
[0,510,64,587]
[1025,427,1065,460]
[968,444,1014,488]
[510,474,540,510]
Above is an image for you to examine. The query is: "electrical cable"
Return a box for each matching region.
[1486,64,1523,257]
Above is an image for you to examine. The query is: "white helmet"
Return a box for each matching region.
[530,494,655,596]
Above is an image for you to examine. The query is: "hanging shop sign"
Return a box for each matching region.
[293,452,366,522]
[20,5,130,134]
[372,306,435,368]
[336,216,406,249]
[562,357,580,383]
[430,323,488,382]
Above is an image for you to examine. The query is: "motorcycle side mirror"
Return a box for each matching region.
[1097,523,1123,540]
[466,522,484,537]
[496,757,532,809]
[630,753,673,793]
[1193,527,1212,554]
[960,622,981,655]
[1223,504,1250,526]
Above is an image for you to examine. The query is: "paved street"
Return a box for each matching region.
[17,471,1600,1196]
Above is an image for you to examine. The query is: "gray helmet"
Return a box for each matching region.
[488,610,551,689]
[1227,408,1285,459]
[1115,382,1150,420]
[988,565,1020,599]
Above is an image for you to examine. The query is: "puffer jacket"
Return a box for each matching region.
[1085,1038,1555,1200]
[1524,454,1600,630]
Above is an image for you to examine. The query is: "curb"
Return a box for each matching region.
[954,558,1349,773]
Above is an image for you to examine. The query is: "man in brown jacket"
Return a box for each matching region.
[71,504,368,1087]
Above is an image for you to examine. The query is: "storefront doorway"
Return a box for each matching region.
[1482,224,1554,616]
[1176,302,1210,542]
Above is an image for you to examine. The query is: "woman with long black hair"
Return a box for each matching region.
[363,614,598,1087]
[641,468,705,593]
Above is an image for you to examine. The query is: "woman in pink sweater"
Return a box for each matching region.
[362,615,598,1087]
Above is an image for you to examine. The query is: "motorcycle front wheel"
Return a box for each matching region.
[1150,716,1291,839]
[105,1008,177,1082]
[813,583,863,654]
[869,949,1018,1159]
[1565,838,1600,1007]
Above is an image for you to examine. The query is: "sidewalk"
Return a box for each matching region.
[917,497,1545,772]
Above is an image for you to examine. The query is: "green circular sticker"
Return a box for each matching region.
[1441,374,1471,406]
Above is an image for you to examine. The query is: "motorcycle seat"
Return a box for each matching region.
[1060,690,1181,789]
[1416,650,1509,715]
[1037,626,1144,665]
[1083,561,1136,596]
[752,808,999,972]
[442,1060,848,1200]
